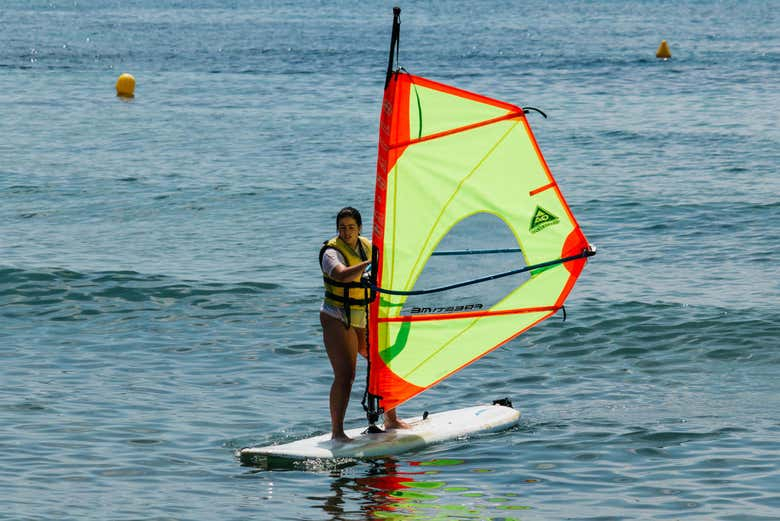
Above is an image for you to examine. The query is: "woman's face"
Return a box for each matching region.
[337,217,360,247]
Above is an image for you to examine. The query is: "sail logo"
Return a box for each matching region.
[530,207,559,233]
[410,303,483,314]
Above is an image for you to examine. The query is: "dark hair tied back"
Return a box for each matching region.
[337,207,362,228]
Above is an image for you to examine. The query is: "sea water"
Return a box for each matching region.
[1,1,778,519]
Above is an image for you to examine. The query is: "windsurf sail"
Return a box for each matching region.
[364,8,594,421]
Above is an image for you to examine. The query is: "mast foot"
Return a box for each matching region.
[364,424,385,434]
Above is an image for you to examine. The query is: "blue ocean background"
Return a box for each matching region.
[1,1,778,519]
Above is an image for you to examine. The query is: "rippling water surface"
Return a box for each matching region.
[1,1,778,520]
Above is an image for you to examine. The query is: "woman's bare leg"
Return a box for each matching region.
[321,313,359,441]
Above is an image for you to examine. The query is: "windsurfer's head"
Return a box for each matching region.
[336,207,362,247]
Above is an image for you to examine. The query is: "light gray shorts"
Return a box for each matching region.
[320,302,367,329]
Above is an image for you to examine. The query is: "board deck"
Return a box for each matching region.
[239,403,519,465]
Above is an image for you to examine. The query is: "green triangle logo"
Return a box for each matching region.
[530,206,560,234]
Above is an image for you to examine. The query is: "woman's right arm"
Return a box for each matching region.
[327,260,370,282]
[321,248,370,282]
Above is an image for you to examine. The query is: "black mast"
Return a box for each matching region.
[384,7,401,90]
[362,8,402,433]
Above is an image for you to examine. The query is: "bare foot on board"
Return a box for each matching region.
[383,418,412,430]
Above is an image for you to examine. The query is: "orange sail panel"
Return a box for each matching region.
[369,72,590,413]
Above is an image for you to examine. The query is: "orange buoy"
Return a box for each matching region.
[656,40,671,59]
[116,73,136,97]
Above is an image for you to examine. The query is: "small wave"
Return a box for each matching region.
[2,401,49,412]
[2,267,279,291]
[620,428,723,447]
[0,267,86,284]
[273,343,319,356]
[530,299,779,366]
[4,185,42,194]
[0,266,285,321]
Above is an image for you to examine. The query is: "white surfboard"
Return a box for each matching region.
[239,403,519,465]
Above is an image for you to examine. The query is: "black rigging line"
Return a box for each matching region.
[523,106,547,119]
[369,248,595,296]
[432,247,523,256]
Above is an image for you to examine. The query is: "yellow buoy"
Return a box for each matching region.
[115,73,136,97]
[656,40,671,59]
